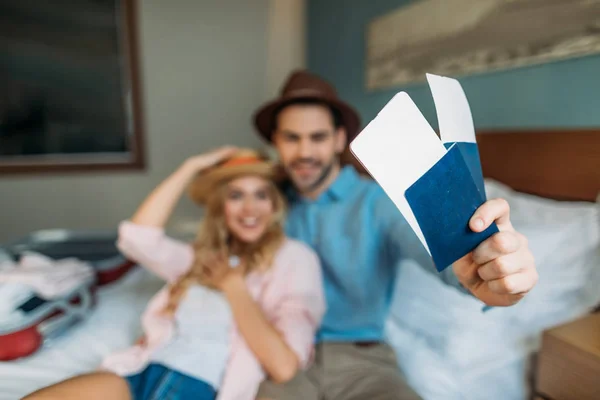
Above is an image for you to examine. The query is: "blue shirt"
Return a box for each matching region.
[285,165,461,342]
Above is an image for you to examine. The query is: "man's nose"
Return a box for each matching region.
[298,138,313,158]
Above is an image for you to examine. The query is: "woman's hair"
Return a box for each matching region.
[163,174,286,315]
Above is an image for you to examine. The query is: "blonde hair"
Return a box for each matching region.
[163,175,286,315]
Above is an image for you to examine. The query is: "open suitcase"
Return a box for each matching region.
[0,229,137,361]
[4,229,136,285]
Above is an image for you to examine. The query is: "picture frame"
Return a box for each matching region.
[0,0,145,174]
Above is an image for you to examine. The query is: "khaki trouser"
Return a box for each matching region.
[256,342,422,400]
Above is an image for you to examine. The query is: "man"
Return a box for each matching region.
[252,70,538,400]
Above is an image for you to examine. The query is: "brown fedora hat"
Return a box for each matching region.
[253,70,361,142]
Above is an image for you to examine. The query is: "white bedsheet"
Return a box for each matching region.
[0,267,164,399]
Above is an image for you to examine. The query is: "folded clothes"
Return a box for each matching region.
[0,252,95,300]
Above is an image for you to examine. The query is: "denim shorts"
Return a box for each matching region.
[125,363,217,400]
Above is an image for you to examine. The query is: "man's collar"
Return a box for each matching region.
[285,165,359,203]
[327,165,359,201]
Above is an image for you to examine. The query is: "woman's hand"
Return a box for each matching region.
[220,258,300,383]
[183,146,238,175]
[198,251,244,291]
[129,146,237,228]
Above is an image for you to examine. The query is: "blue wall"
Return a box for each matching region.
[307,0,600,130]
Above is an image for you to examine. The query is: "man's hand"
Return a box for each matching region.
[453,198,538,306]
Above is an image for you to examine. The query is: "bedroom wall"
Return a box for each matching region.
[0,0,270,243]
[307,0,600,130]
[265,0,306,98]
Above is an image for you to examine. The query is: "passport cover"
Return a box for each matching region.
[405,144,498,271]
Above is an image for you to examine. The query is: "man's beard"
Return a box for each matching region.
[287,157,336,194]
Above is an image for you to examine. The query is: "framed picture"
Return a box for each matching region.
[0,0,145,174]
[366,0,600,90]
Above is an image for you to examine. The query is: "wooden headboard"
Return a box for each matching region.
[342,129,600,202]
[476,129,599,202]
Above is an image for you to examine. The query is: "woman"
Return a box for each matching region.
[24,147,325,400]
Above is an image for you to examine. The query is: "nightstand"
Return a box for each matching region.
[534,312,600,400]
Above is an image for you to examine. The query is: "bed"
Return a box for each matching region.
[1,130,598,400]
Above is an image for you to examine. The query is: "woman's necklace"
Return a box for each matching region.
[228,254,241,269]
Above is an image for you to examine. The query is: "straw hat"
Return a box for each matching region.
[188,149,277,205]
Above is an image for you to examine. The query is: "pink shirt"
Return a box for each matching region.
[100,221,325,400]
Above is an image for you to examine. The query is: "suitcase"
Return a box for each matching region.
[4,229,137,285]
[0,230,137,361]
[0,267,96,361]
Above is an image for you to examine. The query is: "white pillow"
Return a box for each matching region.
[484,178,599,227]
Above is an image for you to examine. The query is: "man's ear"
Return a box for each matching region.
[334,127,347,153]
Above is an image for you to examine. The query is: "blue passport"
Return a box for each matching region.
[444,141,486,200]
[405,144,498,271]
